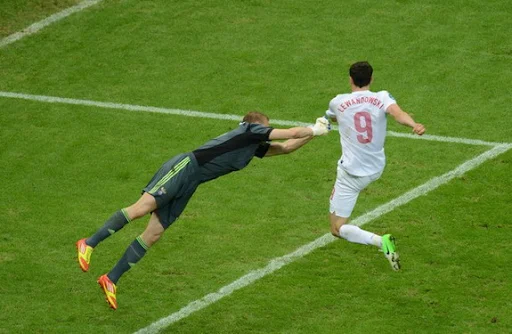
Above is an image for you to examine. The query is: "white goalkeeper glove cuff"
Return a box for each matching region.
[309,116,330,136]
[309,124,324,136]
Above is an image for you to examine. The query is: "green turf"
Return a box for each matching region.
[1,0,511,333]
[0,0,80,38]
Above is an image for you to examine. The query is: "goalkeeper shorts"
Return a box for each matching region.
[143,153,200,228]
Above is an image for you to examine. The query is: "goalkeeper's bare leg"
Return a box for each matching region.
[76,192,157,272]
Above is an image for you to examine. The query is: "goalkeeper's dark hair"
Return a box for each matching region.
[242,111,269,124]
[349,61,373,88]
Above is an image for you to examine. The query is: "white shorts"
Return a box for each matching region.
[329,167,382,218]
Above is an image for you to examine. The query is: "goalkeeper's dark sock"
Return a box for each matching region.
[107,236,149,284]
[86,209,131,247]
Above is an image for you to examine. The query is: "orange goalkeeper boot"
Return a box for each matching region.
[97,274,118,310]
[76,238,93,272]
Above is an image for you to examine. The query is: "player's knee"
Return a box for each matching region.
[144,230,163,246]
[330,214,348,238]
[139,203,153,217]
[146,235,160,246]
[126,206,145,220]
[127,202,153,219]
[330,222,340,237]
[129,194,157,219]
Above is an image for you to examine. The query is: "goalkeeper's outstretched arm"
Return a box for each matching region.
[265,137,313,156]
[265,117,331,157]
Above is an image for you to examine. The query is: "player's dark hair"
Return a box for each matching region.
[242,111,269,124]
[349,61,373,88]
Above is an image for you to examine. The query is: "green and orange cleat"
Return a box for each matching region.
[381,234,400,271]
[76,238,93,272]
[98,274,118,310]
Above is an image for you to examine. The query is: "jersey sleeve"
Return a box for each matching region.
[328,96,339,115]
[381,91,397,110]
[325,109,336,119]
[254,142,271,158]
[249,123,273,141]
[326,94,346,118]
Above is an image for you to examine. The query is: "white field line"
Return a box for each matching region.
[134,143,512,334]
[0,91,508,147]
[386,131,504,147]
[0,0,104,49]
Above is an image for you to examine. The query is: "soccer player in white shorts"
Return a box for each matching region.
[325,61,426,271]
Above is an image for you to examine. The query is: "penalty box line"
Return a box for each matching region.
[0,90,508,147]
[134,143,512,334]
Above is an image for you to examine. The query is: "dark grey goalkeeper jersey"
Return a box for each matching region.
[143,121,274,228]
[192,122,273,183]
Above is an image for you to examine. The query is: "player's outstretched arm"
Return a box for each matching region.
[265,117,330,157]
[387,104,426,135]
[268,127,313,141]
[268,117,330,140]
[265,138,312,156]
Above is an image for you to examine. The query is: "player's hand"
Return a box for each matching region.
[316,116,331,129]
[310,116,331,136]
[412,123,425,136]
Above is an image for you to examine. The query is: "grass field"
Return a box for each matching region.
[1,0,511,333]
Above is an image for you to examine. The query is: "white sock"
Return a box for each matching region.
[339,224,381,247]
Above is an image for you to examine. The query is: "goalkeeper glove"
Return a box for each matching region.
[309,116,331,136]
